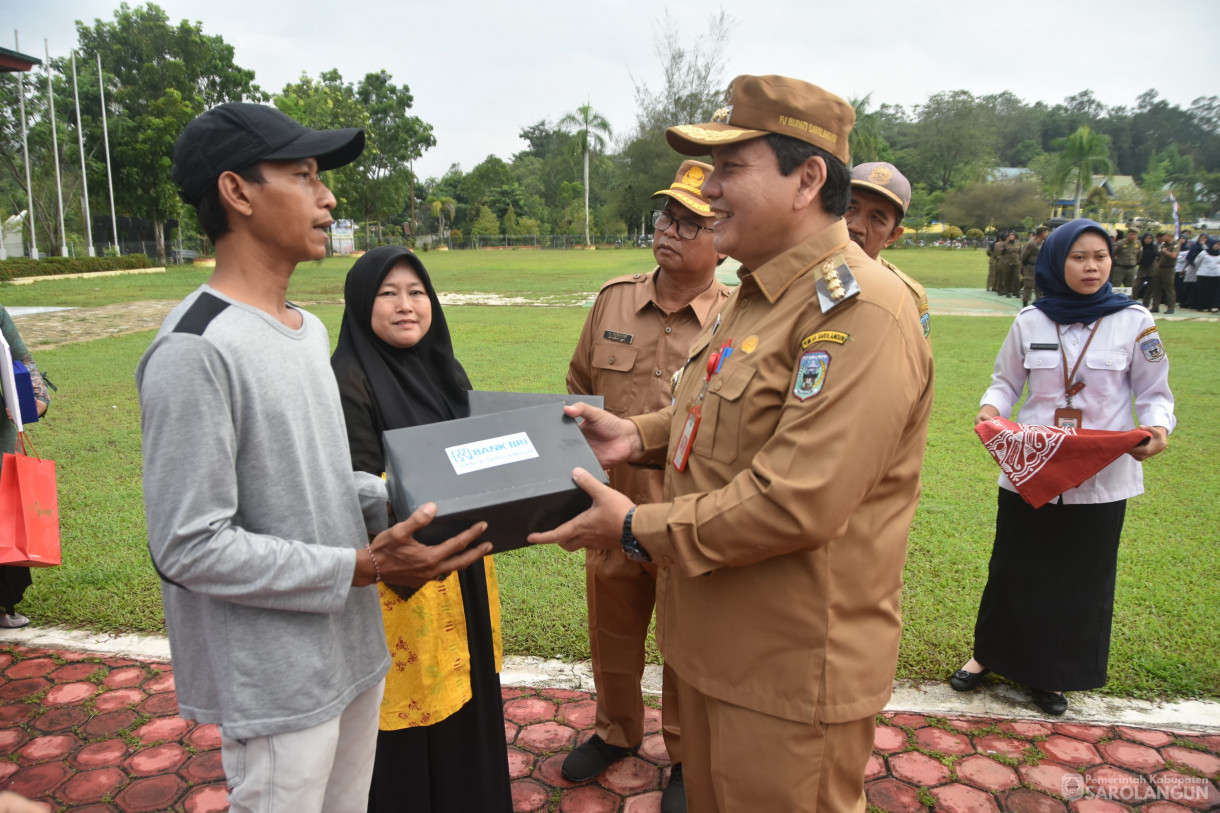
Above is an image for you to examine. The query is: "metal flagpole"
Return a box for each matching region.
[15,31,38,259]
[46,40,68,256]
[71,51,94,256]
[97,52,119,255]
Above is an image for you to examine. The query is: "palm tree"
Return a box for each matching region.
[848,93,888,164]
[425,195,456,244]
[1050,126,1114,219]
[558,102,612,247]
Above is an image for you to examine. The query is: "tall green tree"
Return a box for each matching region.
[618,11,734,233]
[908,90,996,192]
[425,194,455,241]
[1050,125,1113,218]
[75,2,263,259]
[353,71,435,240]
[848,94,891,164]
[558,102,611,246]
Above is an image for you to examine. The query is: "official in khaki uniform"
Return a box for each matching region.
[531,75,935,813]
[845,161,930,339]
[987,239,999,292]
[997,230,1022,297]
[563,160,731,811]
[1019,227,1048,306]
[1113,230,1140,289]
[1144,231,1178,313]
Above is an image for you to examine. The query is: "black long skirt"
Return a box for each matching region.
[1192,275,1220,310]
[0,567,32,615]
[368,564,512,813]
[972,488,1127,692]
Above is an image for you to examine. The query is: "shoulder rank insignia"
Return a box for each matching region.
[816,255,860,313]
[794,351,830,401]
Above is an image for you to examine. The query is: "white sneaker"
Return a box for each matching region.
[0,614,30,629]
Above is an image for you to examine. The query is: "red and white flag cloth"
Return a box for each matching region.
[974,417,1152,509]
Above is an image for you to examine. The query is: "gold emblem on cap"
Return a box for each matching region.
[712,106,732,124]
[671,124,744,143]
[741,335,759,354]
[682,166,705,188]
[868,165,892,185]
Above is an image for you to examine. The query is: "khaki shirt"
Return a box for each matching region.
[880,255,930,340]
[630,220,935,725]
[1020,238,1043,268]
[1114,240,1141,267]
[997,240,1021,270]
[567,268,730,504]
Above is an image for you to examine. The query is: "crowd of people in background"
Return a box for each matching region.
[989,225,1220,314]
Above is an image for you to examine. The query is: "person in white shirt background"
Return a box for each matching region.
[950,219,1174,717]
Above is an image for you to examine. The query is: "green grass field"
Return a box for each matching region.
[5,246,1216,700]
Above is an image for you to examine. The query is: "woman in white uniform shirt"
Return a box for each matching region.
[950,219,1175,716]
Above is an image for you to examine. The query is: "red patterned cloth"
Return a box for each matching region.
[974,417,1152,508]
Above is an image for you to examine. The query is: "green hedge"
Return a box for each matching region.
[0,254,154,283]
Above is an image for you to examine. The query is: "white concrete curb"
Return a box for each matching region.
[2,627,1215,733]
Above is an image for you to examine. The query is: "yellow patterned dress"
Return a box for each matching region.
[377,557,503,729]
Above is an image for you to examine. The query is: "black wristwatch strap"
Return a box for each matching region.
[621,506,651,562]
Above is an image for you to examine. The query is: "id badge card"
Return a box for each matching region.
[1053,407,1083,430]
[671,404,702,471]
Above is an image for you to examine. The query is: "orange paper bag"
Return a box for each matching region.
[0,433,61,567]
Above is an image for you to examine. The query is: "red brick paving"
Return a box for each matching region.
[0,644,1216,811]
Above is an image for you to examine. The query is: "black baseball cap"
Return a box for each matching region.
[172,102,365,204]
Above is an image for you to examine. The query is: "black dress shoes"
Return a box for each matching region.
[950,668,990,692]
[1032,689,1068,716]
[661,762,686,813]
[561,733,635,782]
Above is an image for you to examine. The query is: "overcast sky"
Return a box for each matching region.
[12,0,1217,181]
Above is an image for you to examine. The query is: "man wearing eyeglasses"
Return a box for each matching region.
[563,159,730,812]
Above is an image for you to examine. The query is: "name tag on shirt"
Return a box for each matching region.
[604,330,633,344]
[1030,343,1059,351]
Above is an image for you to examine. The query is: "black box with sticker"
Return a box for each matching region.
[382,400,608,553]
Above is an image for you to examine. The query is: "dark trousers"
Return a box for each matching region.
[1143,266,1176,310]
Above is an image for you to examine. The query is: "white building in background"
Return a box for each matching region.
[330,220,355,256]
[0,212,27,260]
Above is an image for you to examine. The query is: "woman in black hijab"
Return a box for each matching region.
[332,246,511,813]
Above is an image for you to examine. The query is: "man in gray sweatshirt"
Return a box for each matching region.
[137,103,491,813]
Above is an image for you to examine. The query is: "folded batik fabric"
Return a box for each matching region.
[974,417,1152,508]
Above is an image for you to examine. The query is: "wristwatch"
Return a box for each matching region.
[621,506,651,562]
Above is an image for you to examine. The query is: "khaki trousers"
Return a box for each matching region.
[1145,266,1177,309]
[1021,265,1038,303]
[674,671,874,813]
[585,547,681,760]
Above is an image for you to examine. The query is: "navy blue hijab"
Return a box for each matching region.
[1033,219,1139,326]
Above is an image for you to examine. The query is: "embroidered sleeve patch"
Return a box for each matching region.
[1140,336,1166,362]
[794,351,830,401]
[1137,326,1158,342]
[800,331,848,349]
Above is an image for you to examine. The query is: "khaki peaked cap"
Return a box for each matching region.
[666,75,855,165]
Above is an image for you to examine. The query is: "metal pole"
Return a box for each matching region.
[71,51,94,256]
[16,31,38,259]
[97,52,119,255]
[46,41,68,256]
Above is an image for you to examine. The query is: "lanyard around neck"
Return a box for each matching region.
[1058,317,1103,407]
